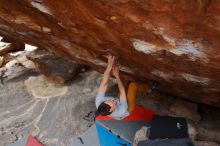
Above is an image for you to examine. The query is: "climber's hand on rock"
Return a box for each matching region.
[107,55,115,71]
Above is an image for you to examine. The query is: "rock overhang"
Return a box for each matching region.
[0,0,220,107]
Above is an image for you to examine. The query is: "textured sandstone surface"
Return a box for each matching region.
[0,0,220,107]
[0,42,25,56]
[170,99,201,122]
[27,49,82,84]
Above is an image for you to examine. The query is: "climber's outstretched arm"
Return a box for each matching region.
[113,66,126,100]
[97,56,115,95]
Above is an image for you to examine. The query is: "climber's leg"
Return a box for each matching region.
[127,82,138,114]
[127,82,149,114]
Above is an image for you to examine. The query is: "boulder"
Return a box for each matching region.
[0,0,220,107]
[170,99,201,122]
[0,42,25,56]
[27,49,82,84]
[188,123,198,140]
[197,126,220,144]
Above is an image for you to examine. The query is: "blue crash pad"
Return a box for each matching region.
[96,123,131,146]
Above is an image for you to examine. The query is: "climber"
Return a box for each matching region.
[95,55,151,120]
[95,55,128,120]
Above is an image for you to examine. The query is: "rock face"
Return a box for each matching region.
[0,56,3,67]
[0,0,220,107]
[0,42,25,56]
[27,49,82,84]
[170,99,201,122]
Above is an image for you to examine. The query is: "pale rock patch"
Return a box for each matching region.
[5,53,35,69]
[188,123,198,140]
[132,38,209,63]
[151,70,174,82]
[170,40,208,62]
[89,59,107,67]
[120,65,134,74]
[24,75,68,99]
[42,26,51,33]
[181,73,210,85]
[16,55,35,69]
[30,1,52,15]
[157,27,176,46]
[25,44,37,52]
[133,126,149,146]
[0,56,4,67]
[132,39,160,54]
[5,60,19,68]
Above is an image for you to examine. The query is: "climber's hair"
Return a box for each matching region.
[95,102,112,117]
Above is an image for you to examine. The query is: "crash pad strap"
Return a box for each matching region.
[96,106,156,121]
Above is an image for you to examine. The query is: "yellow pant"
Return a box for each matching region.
[127,82,148,113]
